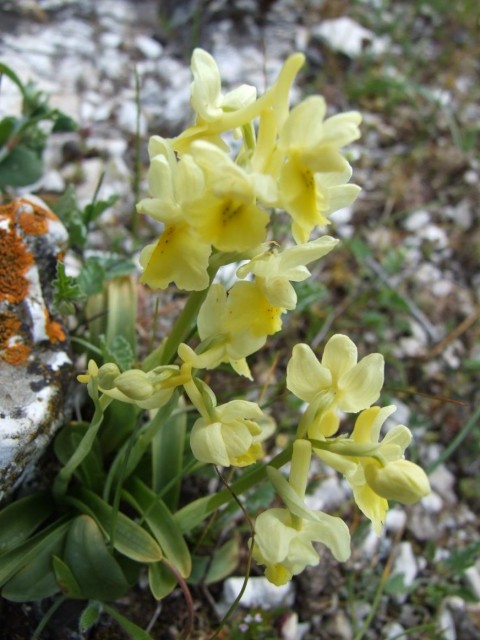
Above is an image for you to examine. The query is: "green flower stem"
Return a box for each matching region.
[289,439,311,499]
[158,257,226,366]
[53,394,112,499]
[174,443,293,533]
[159,287,211,366]
[156,250,249,367]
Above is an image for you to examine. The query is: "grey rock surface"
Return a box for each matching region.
[0,197,72,500]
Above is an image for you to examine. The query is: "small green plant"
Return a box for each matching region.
[0,63,77,190]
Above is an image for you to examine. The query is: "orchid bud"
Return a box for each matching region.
[365,459,430,505]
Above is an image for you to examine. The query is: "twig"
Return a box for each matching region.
[363,255,442,344]
[429,308,479,357]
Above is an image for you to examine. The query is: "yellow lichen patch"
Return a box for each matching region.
[0,203,33,304]
[44,309,66,343]
[17,199,58,236]
[0,311,31,365]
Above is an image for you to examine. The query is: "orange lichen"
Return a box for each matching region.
[0,311,30,366]
[0,204,33,304]
[3,344,31,366]
[17,199,58,236]
[44,309,66,343]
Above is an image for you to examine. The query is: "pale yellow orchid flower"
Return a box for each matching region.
[236,236,338,309]
[276,96,361,243]
[178,283,267,379]
[137,144,212,291]
[190,48,257,124]
[287,334,384,438]
[183,141,270,252]
[313,405,430,534]
[252,463,350,585]
[189,398,273,467]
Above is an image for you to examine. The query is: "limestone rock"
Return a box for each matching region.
[0,196,72,501]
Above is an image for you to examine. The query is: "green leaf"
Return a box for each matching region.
[79,600,102,633]
[0,519,71,587]
[51,111,78,133]
[83,194,118,226]
[1,521,71,601]
[78,257,106,296]
[102,334,135,372]
[70,488,163,564]
[152,398,186,509]
[52,261,86,315]
[189,536,240,585]
[126,477,191,578]
[54,423,105,493]
[100,254,136,280]
[174,445,292,533]
[62,515,130,600]
[0,116,17,148]
[0,144,43,187]
[148,562,177,600]
[102,604,153,640]
[103,395,179,501]
[0,62,28,98]
[52,556,83,599]
[51,185,87,249]
[0,492,54,554]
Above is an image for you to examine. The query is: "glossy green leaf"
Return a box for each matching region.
[62,515,130,600]
[148,562,177,600]
[126,478,191,578]
[71,488,163,563]
[52,556,83,599]
[1,522,71,601]
[189,536,240,585]
[0,492,54,554]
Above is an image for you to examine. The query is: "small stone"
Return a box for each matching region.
[218,576,294,617]
[323,610,353,640]
[312,17,387,58]
[115,100,147,136]
[464,566,480,600]
[134,34,163,59]
[438,597,465,640]
[386,506,407,533]
[404,209,431,231]
[429,464,457,503]
[391,542,418,602]
[383,622,406,639]
[0,197,71,500]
